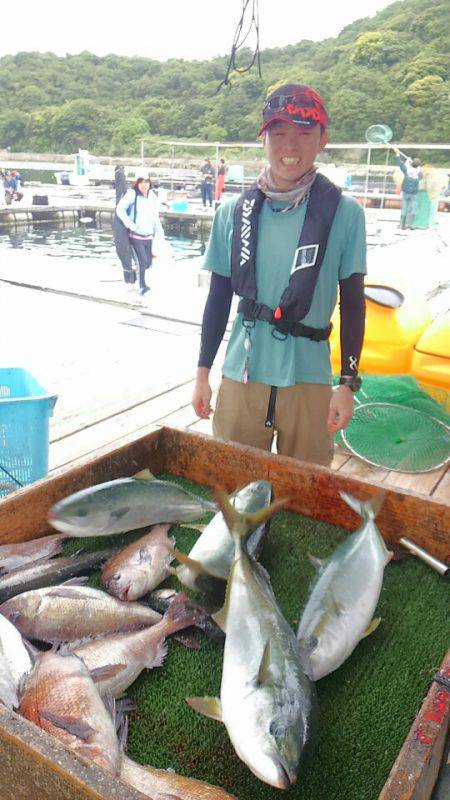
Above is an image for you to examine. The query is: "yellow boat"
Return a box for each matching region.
[411,315,450,410]
[330,284,449,411]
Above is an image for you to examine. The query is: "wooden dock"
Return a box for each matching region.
[1,218,448,503]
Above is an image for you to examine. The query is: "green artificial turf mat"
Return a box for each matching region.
[60,475,449,799]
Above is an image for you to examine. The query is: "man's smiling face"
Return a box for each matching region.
[263,121,329,190]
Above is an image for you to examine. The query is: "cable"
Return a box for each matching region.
[217,0,262,92]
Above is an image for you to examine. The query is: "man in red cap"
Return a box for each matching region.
[192,83,366,467]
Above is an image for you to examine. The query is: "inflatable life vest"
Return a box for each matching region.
[230,173,341,340]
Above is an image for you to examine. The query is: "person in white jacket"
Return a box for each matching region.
[116,176,165,295]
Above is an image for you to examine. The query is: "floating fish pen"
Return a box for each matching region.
[0,427,448,800]
[0,205,214,235]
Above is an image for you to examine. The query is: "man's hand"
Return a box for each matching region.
[192,367,213,419]
[327,386,354,433]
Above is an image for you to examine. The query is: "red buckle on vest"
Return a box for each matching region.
[274,306,283,320]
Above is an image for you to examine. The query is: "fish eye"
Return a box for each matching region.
[112,573,122,581]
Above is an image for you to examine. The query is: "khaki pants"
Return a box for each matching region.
[213,377,333,467]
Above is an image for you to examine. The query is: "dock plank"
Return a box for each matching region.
[430,467,450,500]
[383,465,447,496]
[50,381,195,471]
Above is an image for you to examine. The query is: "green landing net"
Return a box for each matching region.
[335,375,450,472]
[365,124,393,144]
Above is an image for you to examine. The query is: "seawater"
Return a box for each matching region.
[0,221,205,262]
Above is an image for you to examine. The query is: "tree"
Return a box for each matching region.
[350,31,413,68]
[405,75,446,106]
[0,110,28,149]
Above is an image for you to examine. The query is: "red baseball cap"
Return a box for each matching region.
[258,83,328,136]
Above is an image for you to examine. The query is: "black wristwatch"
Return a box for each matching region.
[339,375,362,392]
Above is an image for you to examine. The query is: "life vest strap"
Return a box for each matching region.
[238,298,332,341]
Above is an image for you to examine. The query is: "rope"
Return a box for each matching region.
[216,0,261,92]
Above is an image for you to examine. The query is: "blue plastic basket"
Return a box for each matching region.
[0,368,57,497]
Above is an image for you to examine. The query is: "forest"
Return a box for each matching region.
[0,0,448,158]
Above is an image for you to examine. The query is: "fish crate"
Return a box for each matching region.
[0,368,57,498]
[0,426,448,800]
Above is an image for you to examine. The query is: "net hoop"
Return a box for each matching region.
[341,403,450,473]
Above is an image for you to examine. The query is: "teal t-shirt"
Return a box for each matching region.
[202,192,366,387]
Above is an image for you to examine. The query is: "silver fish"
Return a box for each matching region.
[188,490,317,790]
[48,470,214,538]
[0,548,116,603]
[120,753,237,799]
[19,651,120,774]
[297,492,392,681]
[102,525,174,601]
[0,612,33,708]
[69,592,204,697]
[173,481,273,599]
[0,584,161,644]
[0,534,66,574]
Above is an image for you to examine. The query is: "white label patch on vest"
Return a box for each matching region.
[291,244,319,273]
[240,198,256,267]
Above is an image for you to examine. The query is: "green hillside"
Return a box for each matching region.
[0,0,448,156]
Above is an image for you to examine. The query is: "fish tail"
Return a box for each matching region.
[162,591,207,635]
[213,486,287,540]
[340,491,385,521]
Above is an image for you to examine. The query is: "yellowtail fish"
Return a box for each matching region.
[49,470,214,538]
[297,492,392,680]
[172,481,272,600]
[188,490,317,789]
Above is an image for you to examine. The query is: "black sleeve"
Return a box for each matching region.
[338,272,365,376]
[198,272,233,368]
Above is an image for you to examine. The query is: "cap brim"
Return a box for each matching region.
[258,116,321,136]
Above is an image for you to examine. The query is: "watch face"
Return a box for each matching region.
[340,376,361,392]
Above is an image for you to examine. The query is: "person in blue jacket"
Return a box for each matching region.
[116,176,165,295]
[392,147,422,230]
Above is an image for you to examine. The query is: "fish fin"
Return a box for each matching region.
[177,523,207,536]
[162,591,205,632]
[308,553,325,571]
[186,696,222,722]
[257,640,273,686]
[362,617,381,639]
[60,576,89,586]
[311,595,343,639]
[213,487,288,540]
[40,711,96,740]
[172,549,207,577]
[340,491,385,521]
[173,631,200,649]
[90,663,128,682]
[110,507,131,521]
[211,561,236,632]
[146,639,168,668]
[133,469,155,480]
[46,586,87,599]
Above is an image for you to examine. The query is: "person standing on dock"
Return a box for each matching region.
[192,83,366,467]
[116,176,165,296]
[391,147,422,230]
[200,158,215,210]
[215,158,227,202]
